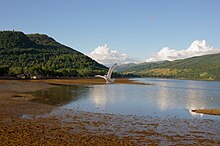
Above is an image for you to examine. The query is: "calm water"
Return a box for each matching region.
[33,78,220,120]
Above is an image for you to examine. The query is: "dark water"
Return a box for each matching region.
[32,78,220,120]
[32,85,90,106]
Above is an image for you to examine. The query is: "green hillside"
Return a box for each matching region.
[0,31,107,78]
[120,53,220,80]
[115,63,136,72]
[116,61,168,72]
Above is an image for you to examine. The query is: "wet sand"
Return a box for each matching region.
[0,79,220,145]
[192,109,220,116]
[39,78,150,85]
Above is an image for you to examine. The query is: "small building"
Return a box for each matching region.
[31,75,37,79]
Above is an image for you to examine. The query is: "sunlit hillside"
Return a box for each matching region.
[118,53,220,80]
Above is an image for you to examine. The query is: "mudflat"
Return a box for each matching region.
[0,79,220,145]
[40,78,149,85]
[191,109,220,116]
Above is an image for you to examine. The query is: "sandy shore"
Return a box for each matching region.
[37,78,150,85]
[191,109,220,116]
[0,79,220,145]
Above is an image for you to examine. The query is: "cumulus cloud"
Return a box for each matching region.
[87,44,138,66]
[146,40,220,62]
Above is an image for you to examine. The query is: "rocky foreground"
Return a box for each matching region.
[0,79,220,145]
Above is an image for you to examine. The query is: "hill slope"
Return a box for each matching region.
[0,31,107,77]
[120,53,220,80]
[116,61,168,72]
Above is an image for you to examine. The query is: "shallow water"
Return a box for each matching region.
[32,78,220,120]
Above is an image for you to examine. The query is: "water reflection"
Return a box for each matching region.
[186,81,206,110]
[90,85,115,107]
[32,85,89,106]
[32,78,220,120]
[156,81,174,111]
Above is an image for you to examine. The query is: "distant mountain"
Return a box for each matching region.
[0,31,107,78]
[115,63,136,72]
[119,53,220,80]
[116,61,168,72]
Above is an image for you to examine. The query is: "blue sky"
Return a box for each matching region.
[1,0,220,65]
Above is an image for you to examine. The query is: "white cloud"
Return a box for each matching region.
[146,40,220,62]
[87,44,139,66]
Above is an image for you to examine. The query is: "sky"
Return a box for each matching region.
[1,0,220,66]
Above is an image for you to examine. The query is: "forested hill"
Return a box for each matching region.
[118,53,220,80]
[0,31,107,78]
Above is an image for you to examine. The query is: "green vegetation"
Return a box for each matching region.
[0,31,107,78]
[118,53,220,80]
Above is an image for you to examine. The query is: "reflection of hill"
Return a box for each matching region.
[32,85,89,106]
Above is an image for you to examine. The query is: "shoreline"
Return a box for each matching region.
[1,76,219,82]
[0,79,220,145]
[191,109,220,116]
[39,77,150,85]
[0,77,149,85]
